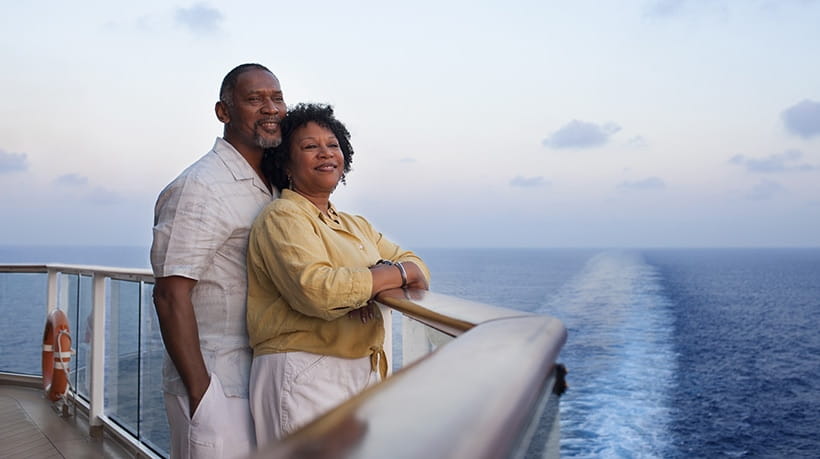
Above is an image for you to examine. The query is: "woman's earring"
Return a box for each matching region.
[287,175,293,190]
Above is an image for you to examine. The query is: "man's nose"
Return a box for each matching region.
[261,98,280,114]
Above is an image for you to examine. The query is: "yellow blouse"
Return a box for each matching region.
[246,189,430,376]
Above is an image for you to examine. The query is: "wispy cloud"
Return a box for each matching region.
[643,0,729,19]
[0,149,28,174]
[54,173,89,186]
[175,3,224,35]
[510,176,549,188]
[52,173,122,205]
[86,186,125,205]
[645,0,691,17]
[781,99,820,138]
[398,157,416,163]
[729,150,816,172]
[745,179,785,200]
[618,176,666,191]
[626,135,648,149]
[543,120,621,149]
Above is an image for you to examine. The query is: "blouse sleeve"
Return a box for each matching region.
[248,202,373,321]
[353,215,432,284]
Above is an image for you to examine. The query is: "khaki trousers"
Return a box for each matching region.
[250,351,380,449]
[164,374,256,459]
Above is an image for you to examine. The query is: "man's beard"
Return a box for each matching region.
[255,133,282,149]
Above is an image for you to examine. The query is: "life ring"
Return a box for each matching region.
[42,309,72,402]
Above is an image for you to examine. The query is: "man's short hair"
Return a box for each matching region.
[219,63,273,107]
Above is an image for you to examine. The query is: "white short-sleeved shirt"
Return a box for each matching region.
[151,137,275,398]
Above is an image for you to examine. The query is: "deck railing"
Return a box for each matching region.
[0,264,567,459]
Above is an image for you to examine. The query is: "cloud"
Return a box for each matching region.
[645,0,690,17]
[86,187,125,205]
[626,136,648,149]
[643,0,729,19]
[781,99,820,138]
[398,157,416,163]
[510,176,548,188]
[0,149,28,174]
[543,120,621,149]
[54,173,89,186]
[618,176,666,191]
[175,3,224,34]
[51,174,122,205]
[729,149,816,172]
[746,179,785,200]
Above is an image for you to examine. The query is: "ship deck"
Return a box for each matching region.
[0,383,131,459]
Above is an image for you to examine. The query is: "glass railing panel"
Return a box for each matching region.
[74,274,93,399]
[104,278,141,435]
[0,272,46,375]
[61,273,80,392]
[397,313,455,370]
[139,281,170,456]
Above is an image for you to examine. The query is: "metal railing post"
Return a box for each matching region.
[89,272,106,436]
[46,268,58,314]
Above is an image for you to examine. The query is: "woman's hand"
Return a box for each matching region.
[369,260,429,296]
[401,262,429,290]
[348,300,377,324]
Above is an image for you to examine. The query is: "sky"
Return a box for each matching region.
[1,0,819,249]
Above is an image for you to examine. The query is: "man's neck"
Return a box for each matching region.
[223,137,270,191]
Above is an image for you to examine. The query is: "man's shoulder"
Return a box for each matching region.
[159,146,236,196]
[177,148,231,182]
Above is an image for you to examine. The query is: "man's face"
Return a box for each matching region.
[220,69,286,153]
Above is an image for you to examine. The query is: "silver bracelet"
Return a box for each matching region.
[396,262,407,288]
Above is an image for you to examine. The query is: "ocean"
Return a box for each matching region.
[1,246,819,458]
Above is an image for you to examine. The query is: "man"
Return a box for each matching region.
[151,63,285,458]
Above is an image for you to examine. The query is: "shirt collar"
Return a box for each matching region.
[280,189,340,224]
[212,137,272,195]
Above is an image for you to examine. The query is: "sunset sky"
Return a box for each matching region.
[2,0,819,248]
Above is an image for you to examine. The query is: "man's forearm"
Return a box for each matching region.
[153,277,210,415]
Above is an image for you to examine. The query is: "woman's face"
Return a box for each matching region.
[288,121,345,198]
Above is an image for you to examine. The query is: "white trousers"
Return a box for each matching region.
[250,351,380,449]
[164,374,256,459]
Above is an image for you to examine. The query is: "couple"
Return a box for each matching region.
[151,63,430,458]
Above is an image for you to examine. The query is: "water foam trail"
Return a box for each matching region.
[539,250,677,458]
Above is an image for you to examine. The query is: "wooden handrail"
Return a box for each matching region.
[377,289,534,336]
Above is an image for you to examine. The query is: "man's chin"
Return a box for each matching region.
[255,135,282,149]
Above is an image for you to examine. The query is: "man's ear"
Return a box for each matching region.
[215,101,231,124]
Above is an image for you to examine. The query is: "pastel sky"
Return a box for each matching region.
[1,0,819,249]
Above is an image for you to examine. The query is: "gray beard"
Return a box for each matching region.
[255,133,281,149]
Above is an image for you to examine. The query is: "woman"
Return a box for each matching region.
[246,103,430,447]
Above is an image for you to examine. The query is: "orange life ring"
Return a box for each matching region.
[42,309,72,402]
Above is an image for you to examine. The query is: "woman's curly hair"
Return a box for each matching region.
[262,103,354,191]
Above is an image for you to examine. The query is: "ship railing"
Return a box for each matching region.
[0,264,567,459]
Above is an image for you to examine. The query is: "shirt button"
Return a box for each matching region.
[359,245,364,250]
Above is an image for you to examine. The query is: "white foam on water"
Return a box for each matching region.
[540,250,678,458]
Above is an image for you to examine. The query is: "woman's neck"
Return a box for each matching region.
[292,188,331,216]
